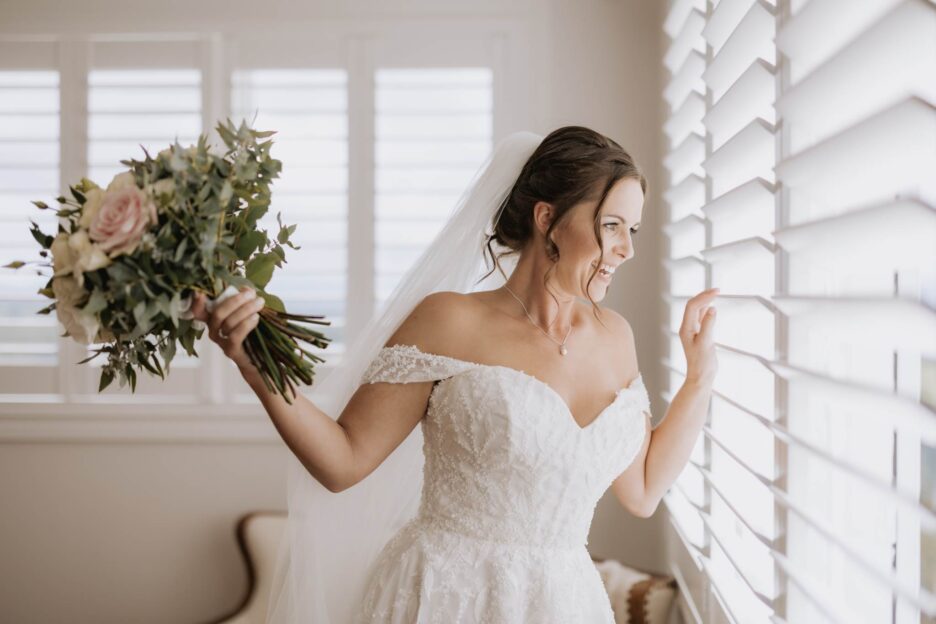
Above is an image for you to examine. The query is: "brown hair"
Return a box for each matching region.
[478,125,648,323]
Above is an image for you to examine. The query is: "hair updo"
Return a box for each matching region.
[479,125,648,319]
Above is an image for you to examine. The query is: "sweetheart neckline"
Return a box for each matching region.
[387,344,644,432]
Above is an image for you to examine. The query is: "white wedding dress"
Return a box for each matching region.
[352,343,651,623]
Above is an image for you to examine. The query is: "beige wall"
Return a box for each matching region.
[540,0,669,576]
[0,1,666,621]
[0,444,290,623]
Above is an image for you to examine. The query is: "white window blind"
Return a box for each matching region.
[80,43,206,399]
[0,30,512,432]
[373,67,493,311]
[87,69,202,183]
[0,69,60,373]
[662,1,936,623]
[231,68,348,369]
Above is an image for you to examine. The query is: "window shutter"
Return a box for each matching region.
[0,30,514,432]
[231,67,349,375]
[79,40,206,398]
[373,67,493,310]
[0,42,61,396]
[662,0,936,623]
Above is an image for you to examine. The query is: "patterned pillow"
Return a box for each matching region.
[592,557,678,624]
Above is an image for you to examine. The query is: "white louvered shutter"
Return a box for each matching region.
[79,41,206,399]
[373,67,493,311]
[0,42,61,397]
[230,66,348,387]
[662,1,936,623]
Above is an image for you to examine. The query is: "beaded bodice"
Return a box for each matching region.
[361,344,650,549]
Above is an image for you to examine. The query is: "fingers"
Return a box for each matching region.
[190,292,208,322]
[219,295,265,338]
[227,309,262,347]
[698,304,716,344]
[209,287,256,336]
[680,287,719,339]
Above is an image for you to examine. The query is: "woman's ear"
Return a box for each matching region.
[532,201,554,237]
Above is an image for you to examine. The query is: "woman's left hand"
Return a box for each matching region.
[679,287,719,387]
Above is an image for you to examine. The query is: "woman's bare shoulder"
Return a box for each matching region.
[591,303,639,372]
[594,303,634,337]
[383,291,478,356]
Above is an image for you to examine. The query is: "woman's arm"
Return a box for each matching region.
[192,288,453,493]
[638,377,712,515]
[610,288,719,516]
[190,287,360,491]
[237,364,359,492]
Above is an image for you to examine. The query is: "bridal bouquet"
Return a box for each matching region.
[5,119,331,403]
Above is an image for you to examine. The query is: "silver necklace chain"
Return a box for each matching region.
[502,284,573,356]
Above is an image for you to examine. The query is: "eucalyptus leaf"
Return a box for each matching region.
[99,369,115,392]
[235,230,265,260]
[82,289,108,316]
[245,253,277,289]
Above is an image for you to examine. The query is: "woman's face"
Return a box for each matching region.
[547,177,644,302]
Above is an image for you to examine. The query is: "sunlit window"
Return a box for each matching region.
[373,67,493,311]
[662,0,936,622]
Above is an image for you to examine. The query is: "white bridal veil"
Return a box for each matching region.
[266,130,545,623]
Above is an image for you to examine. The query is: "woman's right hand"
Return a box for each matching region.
[189,286,265,373]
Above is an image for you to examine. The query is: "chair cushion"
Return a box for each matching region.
[593,558,678,624]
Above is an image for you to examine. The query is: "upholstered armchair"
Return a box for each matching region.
[209,511,678,624]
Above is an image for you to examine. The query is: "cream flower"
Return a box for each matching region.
[145,178,175,200]
[78,187,105,229]
[50,233,77,278]
[72,229,111,269]
[106,171,137,192]
[52,276,101,345]
[50,231,112,287]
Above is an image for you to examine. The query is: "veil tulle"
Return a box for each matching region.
[266,130,544,623]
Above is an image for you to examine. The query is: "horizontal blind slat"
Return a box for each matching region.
[663,173,705,220]
[776,0,936,147]
[664,51,706,109]
[663,132,706,186]
[665,9,707,73]
[664,0,707,38]
[703,0,776,101]
[703,59,776,148]
[775,97,936,215]
[701,118,775,185]
[775,0,904,81]
[664,92,706,148]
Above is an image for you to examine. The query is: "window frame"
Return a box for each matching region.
[0,20,530,441]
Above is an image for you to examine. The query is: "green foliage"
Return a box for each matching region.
[7,118,331,401]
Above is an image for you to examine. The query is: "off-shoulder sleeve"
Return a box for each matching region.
[360,344,478,385]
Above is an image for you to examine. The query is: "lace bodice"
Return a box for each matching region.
[356,344,651,622]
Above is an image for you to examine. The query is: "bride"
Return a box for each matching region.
[191,126,718,623]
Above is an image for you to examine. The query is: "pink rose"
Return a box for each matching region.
[89,185,158,257]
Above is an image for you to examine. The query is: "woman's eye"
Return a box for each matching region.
[602,223,639,235]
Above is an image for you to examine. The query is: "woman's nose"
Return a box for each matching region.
[616,240,633,262]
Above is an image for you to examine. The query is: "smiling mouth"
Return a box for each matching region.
[590,262,614,279]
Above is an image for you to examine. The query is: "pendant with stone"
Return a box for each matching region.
[559,345,568,356]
